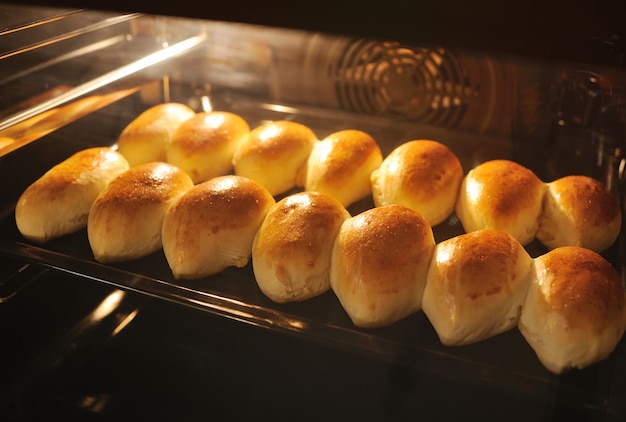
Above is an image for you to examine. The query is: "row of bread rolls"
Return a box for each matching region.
[116,103,383,206]
[330,206,626,374]
[14,104,625,374]
[455,159,622,252]
[117,102,623,255]
[15,103,622,256]
[372,140,622,253]
[255,192,626,374]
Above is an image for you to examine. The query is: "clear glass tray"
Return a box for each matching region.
[0,87,624,417]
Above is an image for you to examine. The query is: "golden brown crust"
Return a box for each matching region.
[554,175,620,224]
[389,140,462,199]
[170,111,248,153]
[232,120,318,196]
[303,129,382,207]
[371,140,463,226]
[91,162,193,212]
[308,130,382,187]
[15,147,130,243]
[252,191,351,303]
[536,175,621,252]
[535,246,624,329]
[175,176,275,232]
[256,192,350,265]
[162,175,276,279]
[237,120,315,155]
[117,103,195,166]
[431,230,529,301]
[338,206,432,283]
[87,162,194,263]
[330,204,435,327]
[470,160,542,217]
[167,111,250,183]
[26,148,123,195]
[455,159,545,245]
[519,246,626,373]
[422,229,533,345]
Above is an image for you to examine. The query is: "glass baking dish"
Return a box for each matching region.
[0,6,624,419]
[0,88,625,417]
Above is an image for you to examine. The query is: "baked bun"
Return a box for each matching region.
[232,120,318,196]
[87,162,194,263]
[519,246,626,374]
[302,129,383,207]
[422,230,533,346]
[536,175,621,252]
[117,103,195,167]
[166,111,250,184]
[329,204,435,328]
[162,175,275,280]
[455,159,545,245]
[15,147,129,243]
[370,140,463,226]
[252,191,350,303]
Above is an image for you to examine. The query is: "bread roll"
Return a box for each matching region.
[15,147,129,243]
[536,175,621,252]
[87,162,194,263]
[370,140,463,226]
[422,230,533,346]
[166,111,250,184]
[232,120,318,196]
[252,191,350,303]
[519,246,626,374]
[117,103,195,167]
[302,129,382,207]
[455,159,545,245]
[162,175,275,280]
[329,204,435,328]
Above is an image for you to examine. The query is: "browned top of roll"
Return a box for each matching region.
[96,162,193,205]
[432,229,529,301]
[257,191,349,264]
[467,159,543,217]
[536,246,625,331]
[119,103,194,138]
[389,140,463,199]
[170,111,249,154]
[337,204,434,293]
[236,120,316,156]
[37,147,128,195]
[171,175,275,233]
[550,175,621,226]
[313,130,381,182]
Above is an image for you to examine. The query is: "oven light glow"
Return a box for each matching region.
[284,192,312,208]
[212,175,238,192]
[112,309,139,336]
[92,289,125,321]
[201,95,213,112]
[258,124,282,142]
[260,103,300,114]
[466,178,482,203]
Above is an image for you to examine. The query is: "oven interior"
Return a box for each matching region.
[0,5,625,420]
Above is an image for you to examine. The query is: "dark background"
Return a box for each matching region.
[22,0,626,67]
